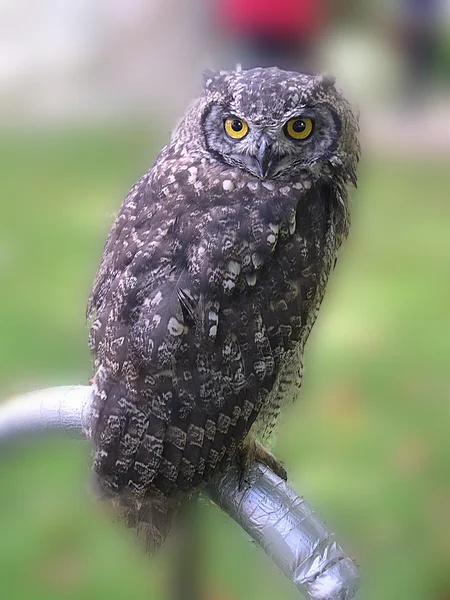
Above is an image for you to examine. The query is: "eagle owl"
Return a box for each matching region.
[86,67,360,551]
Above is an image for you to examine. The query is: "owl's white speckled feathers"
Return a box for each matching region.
[86,67,360,550]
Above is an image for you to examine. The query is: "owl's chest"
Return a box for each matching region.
[166,180,337,379]
[213,200,334,379]
[253,223,329,348]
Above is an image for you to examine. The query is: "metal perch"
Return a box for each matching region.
[0,385,359,600]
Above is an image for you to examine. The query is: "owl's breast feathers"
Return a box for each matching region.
[87,155,345,500]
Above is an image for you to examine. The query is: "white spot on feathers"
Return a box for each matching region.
[188,166,198,184]
[167,317,184,336]
[151,291,163,306]
[223,279,235,291]
[252,253,263,269]
[222,179,235,192]
[269,223,279,234]
[246,273,257,286]
[227,260,241,277]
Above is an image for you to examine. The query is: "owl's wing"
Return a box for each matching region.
[87,173,153,322]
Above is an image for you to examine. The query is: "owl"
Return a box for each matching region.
[86,67,360,551]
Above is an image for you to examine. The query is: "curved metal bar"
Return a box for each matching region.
[0,385,94,441]
[0,386,359,599]
[209,463,359,600]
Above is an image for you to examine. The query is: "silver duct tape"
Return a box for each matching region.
[0,385,359,599]
[208,463,359,600]
[0,385,93,441]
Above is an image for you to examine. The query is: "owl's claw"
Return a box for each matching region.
[237,432,287,490]
[237,467,250,492]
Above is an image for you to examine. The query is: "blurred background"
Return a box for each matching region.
[0,1,450,599]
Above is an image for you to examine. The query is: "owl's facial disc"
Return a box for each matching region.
[195,67,359,183]
[202,99,341,180]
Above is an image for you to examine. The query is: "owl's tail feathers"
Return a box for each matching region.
[111,493,181,553]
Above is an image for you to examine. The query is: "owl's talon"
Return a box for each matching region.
[238,470,251,492]
[236,445,252,491]
[237,432,287,487]
[261,457,287,481]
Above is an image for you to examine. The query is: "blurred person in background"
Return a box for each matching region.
[395,0,444,103]
[211,0,329,72]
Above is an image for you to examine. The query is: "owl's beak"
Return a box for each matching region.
[255,135,275,178]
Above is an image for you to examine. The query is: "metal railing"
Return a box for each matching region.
[0,384,359,600]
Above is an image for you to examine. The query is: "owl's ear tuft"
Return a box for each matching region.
[202,69,229,93]
[202,69,221,91]
[202,69,217,88]
[314,73,336,90]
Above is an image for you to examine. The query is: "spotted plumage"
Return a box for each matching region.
[86,67,360,551]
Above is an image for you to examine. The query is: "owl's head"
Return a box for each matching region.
[177,67,359,185]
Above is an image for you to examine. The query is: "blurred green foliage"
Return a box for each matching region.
[0,127,449,600]
[438,28,450,82]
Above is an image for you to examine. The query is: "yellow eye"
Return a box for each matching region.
[285,118,313,140]
[224,116,249,140]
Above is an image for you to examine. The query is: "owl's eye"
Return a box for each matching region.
[224,117,249,140]
[285,118,314,140]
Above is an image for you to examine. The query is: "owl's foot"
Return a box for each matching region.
[237,432,287,489]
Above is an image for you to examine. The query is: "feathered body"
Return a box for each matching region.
[86,68,359,550]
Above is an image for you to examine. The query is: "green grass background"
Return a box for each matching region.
[0,126,449,600]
